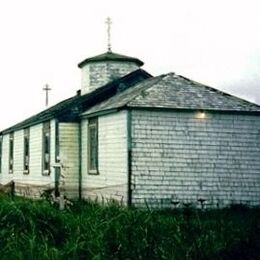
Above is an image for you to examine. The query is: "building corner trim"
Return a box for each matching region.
[78,123,82,200]
[54,119,59,196]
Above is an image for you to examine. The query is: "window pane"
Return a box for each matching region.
[44,135,49,153]
[42,122,50,174]
[88,119,98,172]
[10,140,13,156]
[25,138,29,156]
[9,133,14,173]
[24,128,30,172]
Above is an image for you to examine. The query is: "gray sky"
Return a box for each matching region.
[0,0,259,130]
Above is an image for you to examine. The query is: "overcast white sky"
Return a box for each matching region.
[0,0,259,130]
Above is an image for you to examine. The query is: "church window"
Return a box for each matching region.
[88,118,98,174]
[23,128,30,174]
[9,133,14,174]
[42,122,50,175]
[0,135,2,174]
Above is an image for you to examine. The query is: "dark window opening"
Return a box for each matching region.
[88,118,98,174]
[9,133,14,174]
[42,122,50,175]
[24,128,30,174]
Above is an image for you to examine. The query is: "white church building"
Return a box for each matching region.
[0,48,260,208]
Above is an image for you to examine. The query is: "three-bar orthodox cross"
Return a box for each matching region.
[105,17,112,52]
[43,84,51,107]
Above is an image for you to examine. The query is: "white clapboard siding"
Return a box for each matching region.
[0,120,56,197]
[131,110,260,208]
[0,134,12,183]
[59,122,79,198]
[13,129,24,179]
[81,110,128,204]
[26,121,55,183]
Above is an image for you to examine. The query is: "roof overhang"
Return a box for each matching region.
[78,51,144,68]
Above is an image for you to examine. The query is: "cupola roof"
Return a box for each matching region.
[78,51,144,68]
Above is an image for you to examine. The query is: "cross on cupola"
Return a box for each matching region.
[78,18,144,95]
[105,17,112,52]
[43,84,51,107]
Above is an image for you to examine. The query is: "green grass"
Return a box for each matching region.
[0,194,259,259]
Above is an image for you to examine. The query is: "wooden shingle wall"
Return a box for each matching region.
[131,110,260,208]
[81,61,139,94]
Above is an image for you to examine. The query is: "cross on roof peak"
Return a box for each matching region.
[105,17,112,52]
[43,84,51,107]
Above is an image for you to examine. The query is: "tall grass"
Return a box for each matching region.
[0,194,259,259]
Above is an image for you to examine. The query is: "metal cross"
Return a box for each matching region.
[105,17,112,52]
[43,84,51,107]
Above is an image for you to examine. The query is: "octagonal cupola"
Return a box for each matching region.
[78,51,144,95]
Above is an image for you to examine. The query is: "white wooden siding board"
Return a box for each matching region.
[29,123,43,181]
[0,121,56,196]
[59,122,79,198]
[1,134,11,183]
[81,110,128,204]
[13,130,23,182]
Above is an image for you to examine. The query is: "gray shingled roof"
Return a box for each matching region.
[82,73,260,117]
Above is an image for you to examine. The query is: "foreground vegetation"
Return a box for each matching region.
[0,195,259,259]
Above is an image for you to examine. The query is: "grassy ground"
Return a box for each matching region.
[0,195,259,259]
